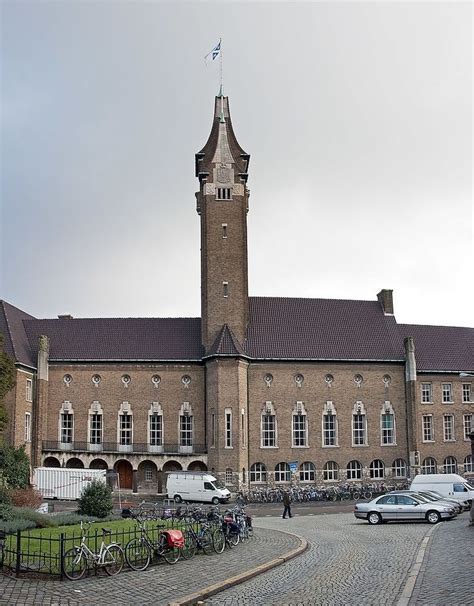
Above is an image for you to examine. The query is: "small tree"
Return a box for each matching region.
[0,444,30,489]
[78,479,113,518]
[0,335,16,436]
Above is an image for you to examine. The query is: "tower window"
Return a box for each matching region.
[217,187,232,200]
[222,223,228,238]
[223,281,229,297]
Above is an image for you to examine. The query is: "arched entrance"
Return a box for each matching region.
[160,460,183,494]
[114,460,133,490]
[43,456,61,468]
[65,458,84,469]
[138,460,158,492]
[187,461,207,471]
[90,459,108,470]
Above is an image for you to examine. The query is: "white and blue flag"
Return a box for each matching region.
[205,39,221,63]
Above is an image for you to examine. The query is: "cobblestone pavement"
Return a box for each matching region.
[410,518,474,606]
[0,527,299,606]
[204,514,468,606]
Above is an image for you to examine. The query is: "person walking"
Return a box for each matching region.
[282,490,292,519]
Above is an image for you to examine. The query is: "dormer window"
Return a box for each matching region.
[217,187,232,200]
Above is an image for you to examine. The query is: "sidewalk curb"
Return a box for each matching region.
[168,530,309,606]
[395,523,440,606]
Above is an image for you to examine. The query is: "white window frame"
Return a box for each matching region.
[222,223,228,238]
[443,414,455,442]
[380,401,396,445]
[462,383,472,403]
[352,402,367,446]
[223,281,229,298]
[225,408,233,448]
[261,401,277,448]
[422,414,434,442]
[275,462,291,483]
[292,401,308,447]
[464,455,473,473]
[148,402,163,452]
[250,462,267,483]
[422,457,437,474]
[299,461,315,483]
[59,401,73,448]
[392,458,407,479]
[322,401,338,447]
[346,460,362,480]
[178,402,193,453]
[26,378,33,403]
[24,412,31,442]
[323,461,339,482]
[88,401,103,451]
[443,456,457,474]
[421,383,432,403]
[463,414,472,441]
[369,459,385,479]
[225,468,233,485]
[442,383,453,403]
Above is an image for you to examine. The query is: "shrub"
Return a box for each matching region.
[0,485,12,506]
[0,518,36,533]
[10,487,43,509]
[0,502,13,521]
[11,508,56,528]
[0,445,30,489]
[78,480,113,518]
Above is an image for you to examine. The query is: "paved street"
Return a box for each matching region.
[0,509,472,605]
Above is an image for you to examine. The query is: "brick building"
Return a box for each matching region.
[1,93,473,493]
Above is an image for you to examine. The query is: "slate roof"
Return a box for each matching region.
[1,298,472,372]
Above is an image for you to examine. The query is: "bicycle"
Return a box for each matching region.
[124,517,183,570]
[62,522,124,580]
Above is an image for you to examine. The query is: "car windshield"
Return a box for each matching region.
[212,480,225,489]
[418,492,437,501]
[410,493,430,503]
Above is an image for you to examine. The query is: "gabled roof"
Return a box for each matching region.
[0,300,37,367]
[244,297,404,361]
[23,317,203,362]
[397,324,474,372]
[206,324,247,358]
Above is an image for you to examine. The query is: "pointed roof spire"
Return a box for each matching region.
[205,323,247,358]
[217,83,224,98]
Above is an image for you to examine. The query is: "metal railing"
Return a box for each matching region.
[42,441,207,455]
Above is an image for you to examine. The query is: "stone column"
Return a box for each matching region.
[404,336,419,478]
[31,335,49,468]
[469,431,474,526]
[132,469,138,494]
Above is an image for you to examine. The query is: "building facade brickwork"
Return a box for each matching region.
[0,94,472,493]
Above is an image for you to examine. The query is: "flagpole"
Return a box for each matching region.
[220,38,223,94]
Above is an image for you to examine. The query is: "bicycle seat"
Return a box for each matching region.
[102,528,112,534]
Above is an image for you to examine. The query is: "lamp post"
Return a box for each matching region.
[459,373,474,525]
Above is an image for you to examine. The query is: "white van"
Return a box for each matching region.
[410,474,474,509]
[166,472,231,504]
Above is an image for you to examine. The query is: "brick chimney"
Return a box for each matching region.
[377,289,394,315]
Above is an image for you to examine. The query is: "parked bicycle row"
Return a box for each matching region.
[62,503,253,580]
[237,481,411,503]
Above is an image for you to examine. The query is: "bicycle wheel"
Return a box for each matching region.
[364,491,373,500]
[163,544,180,564]
[212,528,225,554]
[103,544,124,576]
[180,531,197,560]
[125,538,151,571]
[229,531,240,547]
[63,547,87,581]
[200,528,214,555]
[352,491,361,501]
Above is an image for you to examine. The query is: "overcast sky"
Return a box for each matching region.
[1,1,472,328]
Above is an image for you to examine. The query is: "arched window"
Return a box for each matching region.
[275,462,291,483]
[322,401,338,446]
[346,460,362,480]
[369,459,385,479]
[443,456,457,474]
[250,462,267,483]
[323,461,339,481]
[392,458,407,479]
[464,455,473,473]
[421,457,437,474]
[299,462,315,483]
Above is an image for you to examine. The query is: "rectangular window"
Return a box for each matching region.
[210,412,216,448]
[241,409,246,447]
[381,413,395,445]
[145,468,153,482]
[463,414,472,440]
[442,383,453,403]
[217,187,232,200]
[223,281,229,297]
[462,384,472,403]
[422,415,434,442]
[323,414,337,446]
[352,414,366,445]
[90,413,103,444]
[421,383,432,403]
[61,413,73,444]
[225,409,232,448]
[149,413,162,446]
[443,415,454,441]
[180,415,193,446]
[292,414,307,447]
[119,413,132,445]
[261,414,276,447]
[26,378,33,403]
[25,412,31,442]
[222,223,228,238]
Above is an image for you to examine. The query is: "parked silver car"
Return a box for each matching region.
[390,490,462,514]
[354,493,456,525]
